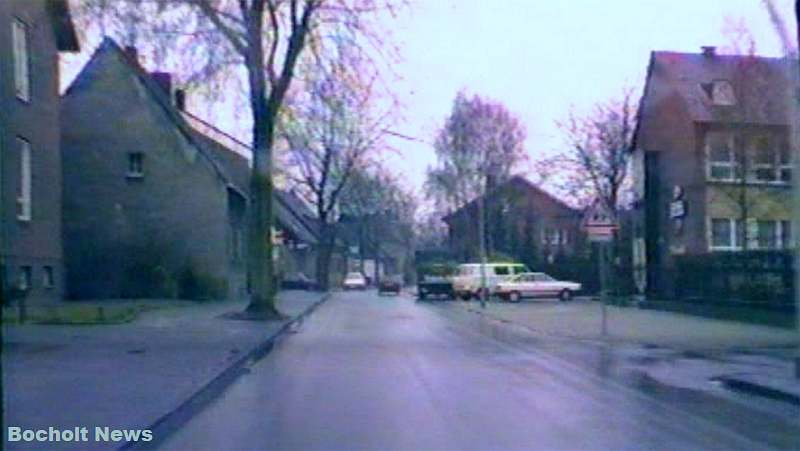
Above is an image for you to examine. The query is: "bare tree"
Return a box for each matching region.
[554,89,637,216]
[282,40,393,289]
[72,0,401,317]
[424,91,527,258]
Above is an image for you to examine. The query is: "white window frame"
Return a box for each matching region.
[755,219,778,250]
[17,137,32,221]
[12,17,30,102]
[709,217,739,251]
[706,132,737,182]
[711,80,736,106]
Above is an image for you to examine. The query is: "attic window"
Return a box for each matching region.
[127,152,144,178]
[709,80,736,106]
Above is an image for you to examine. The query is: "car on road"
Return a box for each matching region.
[342,272,367,290]
[378,276,403,295]
[496,272,582,302]
[452,262,529,300]
[416,263,456,300]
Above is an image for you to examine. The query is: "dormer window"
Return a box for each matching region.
[710,80,736,106]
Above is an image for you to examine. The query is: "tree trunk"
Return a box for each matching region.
[244,7,279,317]
[316,224,335,290]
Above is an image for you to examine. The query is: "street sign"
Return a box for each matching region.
[588,232,614,243]
[583,200,618,242]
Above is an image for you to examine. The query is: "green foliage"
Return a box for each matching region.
[178,267,228,301]
[416,262,457,277]
[487,252,519,263]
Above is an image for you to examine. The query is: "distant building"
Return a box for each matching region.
[631,47,794,299]
[61,38,249,300]
[1,0,79,303]
[443,176,585,269]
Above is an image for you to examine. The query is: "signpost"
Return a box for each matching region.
[583,201,619,338]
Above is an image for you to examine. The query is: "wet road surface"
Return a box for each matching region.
[160,291,800,450]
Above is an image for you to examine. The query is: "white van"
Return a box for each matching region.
[452,263,529,300]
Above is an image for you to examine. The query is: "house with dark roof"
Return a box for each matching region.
[60,38,250,300]
[631,46,794,300]
[1,0,79,303]
[442,176,586,270]
[60,38,322,299]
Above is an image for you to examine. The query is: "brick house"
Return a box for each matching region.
[61,38,250,300]
[1,0,79,303]
[443,176,585,269]
[631,47,794,300]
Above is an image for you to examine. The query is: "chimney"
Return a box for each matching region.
[174,89,186,111]
[701,46,716,57]
[124,45,139,64]
[150,72,172,97]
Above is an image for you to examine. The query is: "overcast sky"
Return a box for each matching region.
[63,0,796,201]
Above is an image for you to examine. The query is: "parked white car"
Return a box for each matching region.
[452,263,529,300]
[342,272,367,290]
[496,272,582,302]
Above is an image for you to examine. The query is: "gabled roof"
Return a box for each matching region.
[46,0,79,52]
[442,176,578,224]
[635,50,790,145]
[66,37,321,245]
[274,190,319,244]
[65,38,242,196]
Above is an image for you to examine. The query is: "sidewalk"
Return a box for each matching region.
[458,299,800,407]
[2,290,327,450]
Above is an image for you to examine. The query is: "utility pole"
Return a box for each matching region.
[478,191,488,309]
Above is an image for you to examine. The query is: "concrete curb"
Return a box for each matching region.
[712,376,800,407]
[120,292,331,450]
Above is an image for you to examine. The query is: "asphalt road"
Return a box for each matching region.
[160,290,800,451]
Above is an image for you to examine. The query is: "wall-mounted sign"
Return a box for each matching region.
[669,185,687,220]
[670,201,686,219]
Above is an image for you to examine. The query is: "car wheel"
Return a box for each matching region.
[459,292,471,301]
[559,289,572,302]
[508,291,521,303]
[476,288,490,301]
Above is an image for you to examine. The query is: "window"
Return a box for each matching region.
[747,134,791,184]
[18,266,32,291]
[12,18,29,101]
[781,220,793,249]
[779,147,792,183]
[43,266,54,288]
[711,80,736,106]
[751,135,777,182]
[17,137,31,221]
[494,266,510,276]
[710,218,736,250]
[542,228,564,245]
[706,132,736,181]
[127,152,144,178]
[756,220,777,249]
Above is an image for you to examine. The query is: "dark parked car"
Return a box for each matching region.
[281,273,318,291]
[378,276,402,295]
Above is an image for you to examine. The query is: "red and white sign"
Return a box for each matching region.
[583,200,618,242]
